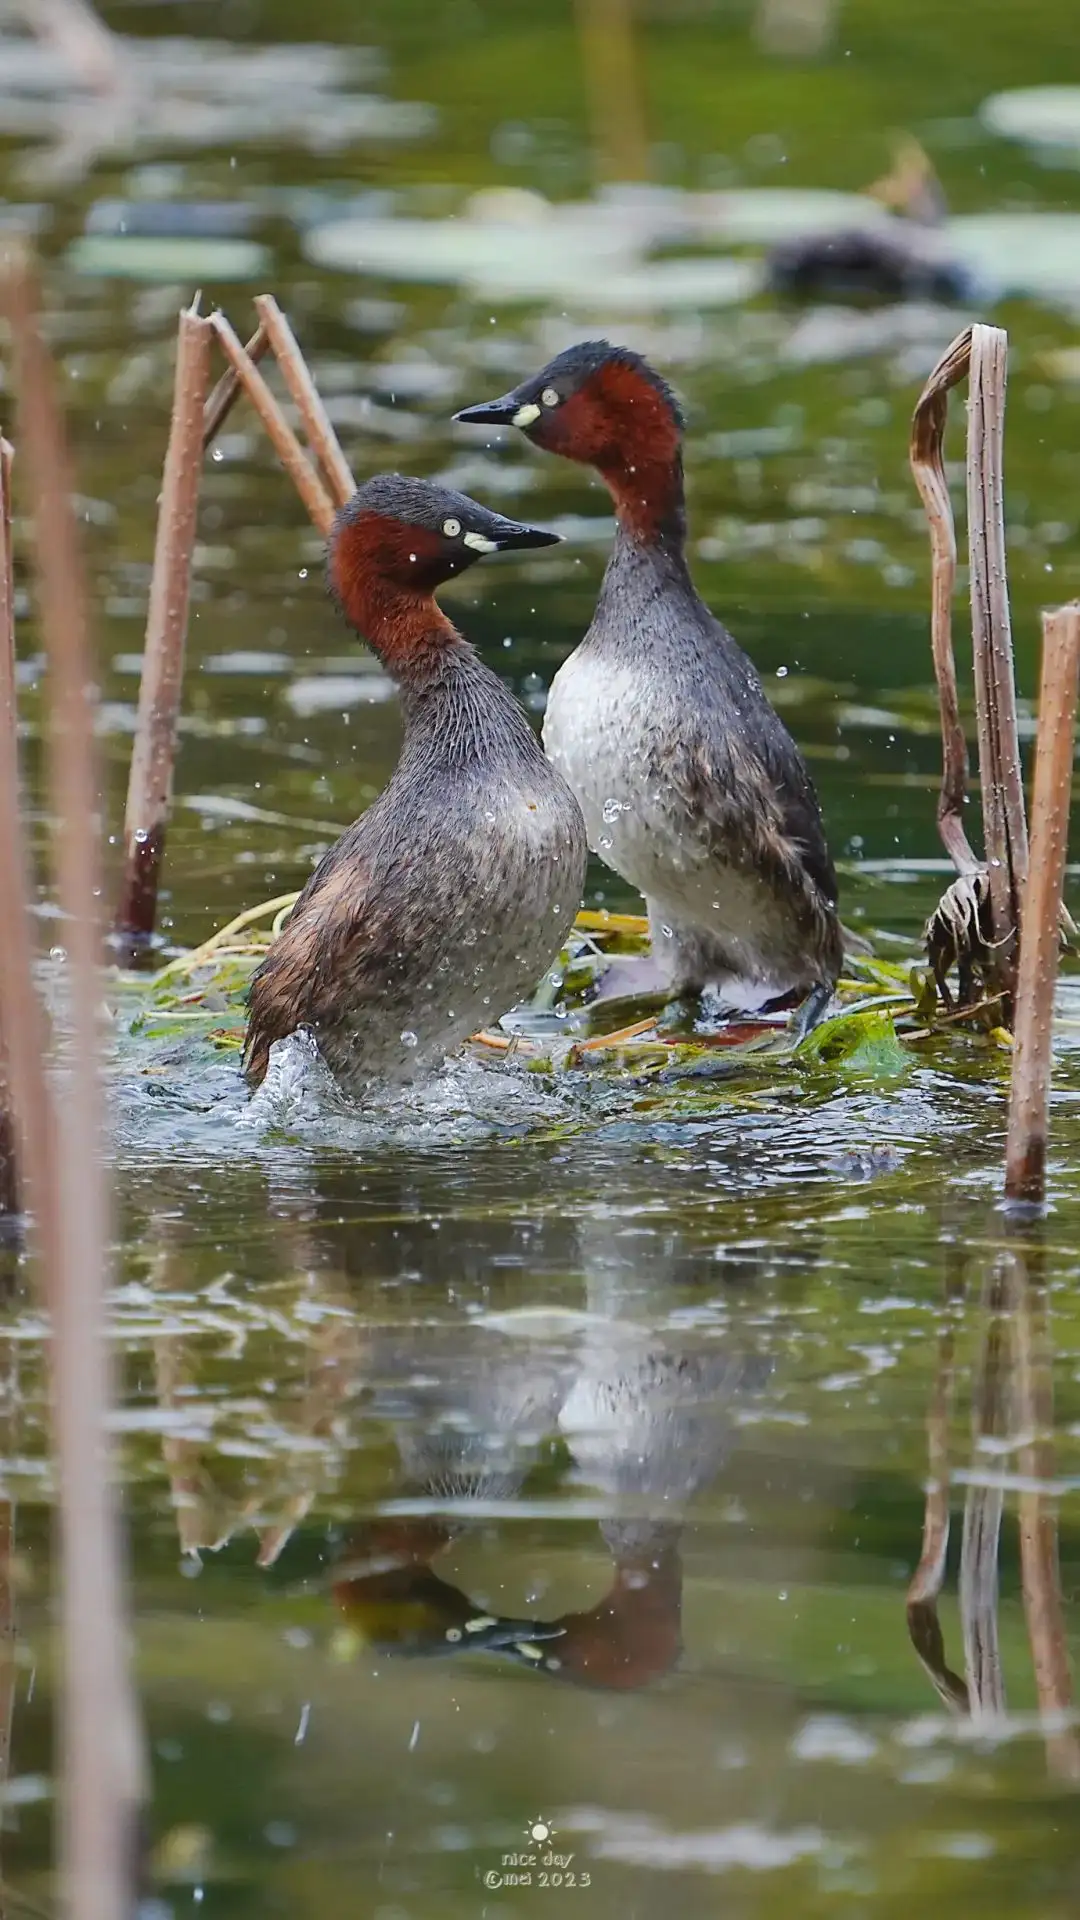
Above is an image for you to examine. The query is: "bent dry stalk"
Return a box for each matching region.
[202,319,269,451]
[208,308,336,534]
[1,241,144,1920]
[966,325,1027,994]
[1004,601,1080,1208]
[115,294,212,958]
[911,324,1028,1021]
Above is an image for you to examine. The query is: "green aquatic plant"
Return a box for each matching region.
[116,891,928,1092]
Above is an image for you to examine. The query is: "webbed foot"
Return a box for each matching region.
[657,992,705,1035]
[790,981,834,1043]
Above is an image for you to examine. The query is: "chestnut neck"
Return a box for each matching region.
[337,570,468,691]
[597,444,687,556]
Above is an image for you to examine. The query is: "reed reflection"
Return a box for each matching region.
[908,1226,1080,1779]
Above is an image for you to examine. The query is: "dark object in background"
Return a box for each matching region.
[766,136,974,305]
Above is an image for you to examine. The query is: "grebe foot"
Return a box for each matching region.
[790,981,834,1043]
[657,992,704,1035]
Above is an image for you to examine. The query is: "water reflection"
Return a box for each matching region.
[908,1227,1080,1780]
[145,1203,771,1696]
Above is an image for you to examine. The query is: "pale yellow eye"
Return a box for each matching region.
[541,387,559,408]
[442,517,462,537]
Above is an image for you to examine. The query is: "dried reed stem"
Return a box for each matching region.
[1002,1240,1080,1781]
[202,321,269,451]
[574,0,650,185]
[2,242,144,1920]
[115,297,212,954]
[209,310,335,535]
[967,325,1027,996]
[1004,602,1080,1206]
[253,296,355,506]
[909,327,981,877]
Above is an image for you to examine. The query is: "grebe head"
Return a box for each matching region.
[455,340,683,472]
[328,473,559,615]
[455,343,686,544]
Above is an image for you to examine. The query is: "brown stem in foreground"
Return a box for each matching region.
[202,321,269,452]
[0,425,50,1227]
[574,0,649,185]
[1004,602,1080,1208]
[1002,1237,1080,1782]
[2,242,145,1920]
[966,324,1028,1004]
[253,296,355,507]
[909,327,981,878]
[15,0,123,91]
[0,442,20,1218]
[115,297,213,956]
[208,310,336,536]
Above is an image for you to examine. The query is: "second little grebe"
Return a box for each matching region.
[766,138,971,305]
[243,475,587,1094]
[456,345,843,1023]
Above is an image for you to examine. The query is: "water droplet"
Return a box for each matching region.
[400,1029,418,1049]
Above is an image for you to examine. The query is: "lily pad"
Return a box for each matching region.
[981,87,1080,153]
[65,234,270,281]
[947,212,1080,302]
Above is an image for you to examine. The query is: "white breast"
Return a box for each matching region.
[543,647,808,1000]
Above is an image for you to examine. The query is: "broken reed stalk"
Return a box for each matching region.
[1004,602,1080,1207]
[966,325,1027,999]
[115,296,212,956]
[208,309,336,535]
[574,0,650,185]
[253,296,355,506]
[911,324,1028,1018]
[908,327,981,878]
[202,320,268,451]
[1003,1238,1080,1782]
[2,243,144,1920]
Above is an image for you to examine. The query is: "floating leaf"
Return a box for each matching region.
[796,1008,910,1078]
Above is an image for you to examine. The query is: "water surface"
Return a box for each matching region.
[3,2,1080,1912]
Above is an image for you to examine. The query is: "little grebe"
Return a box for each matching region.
[456,345,843,1023]
[243,475,587,1094]
[766,138,971,305]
